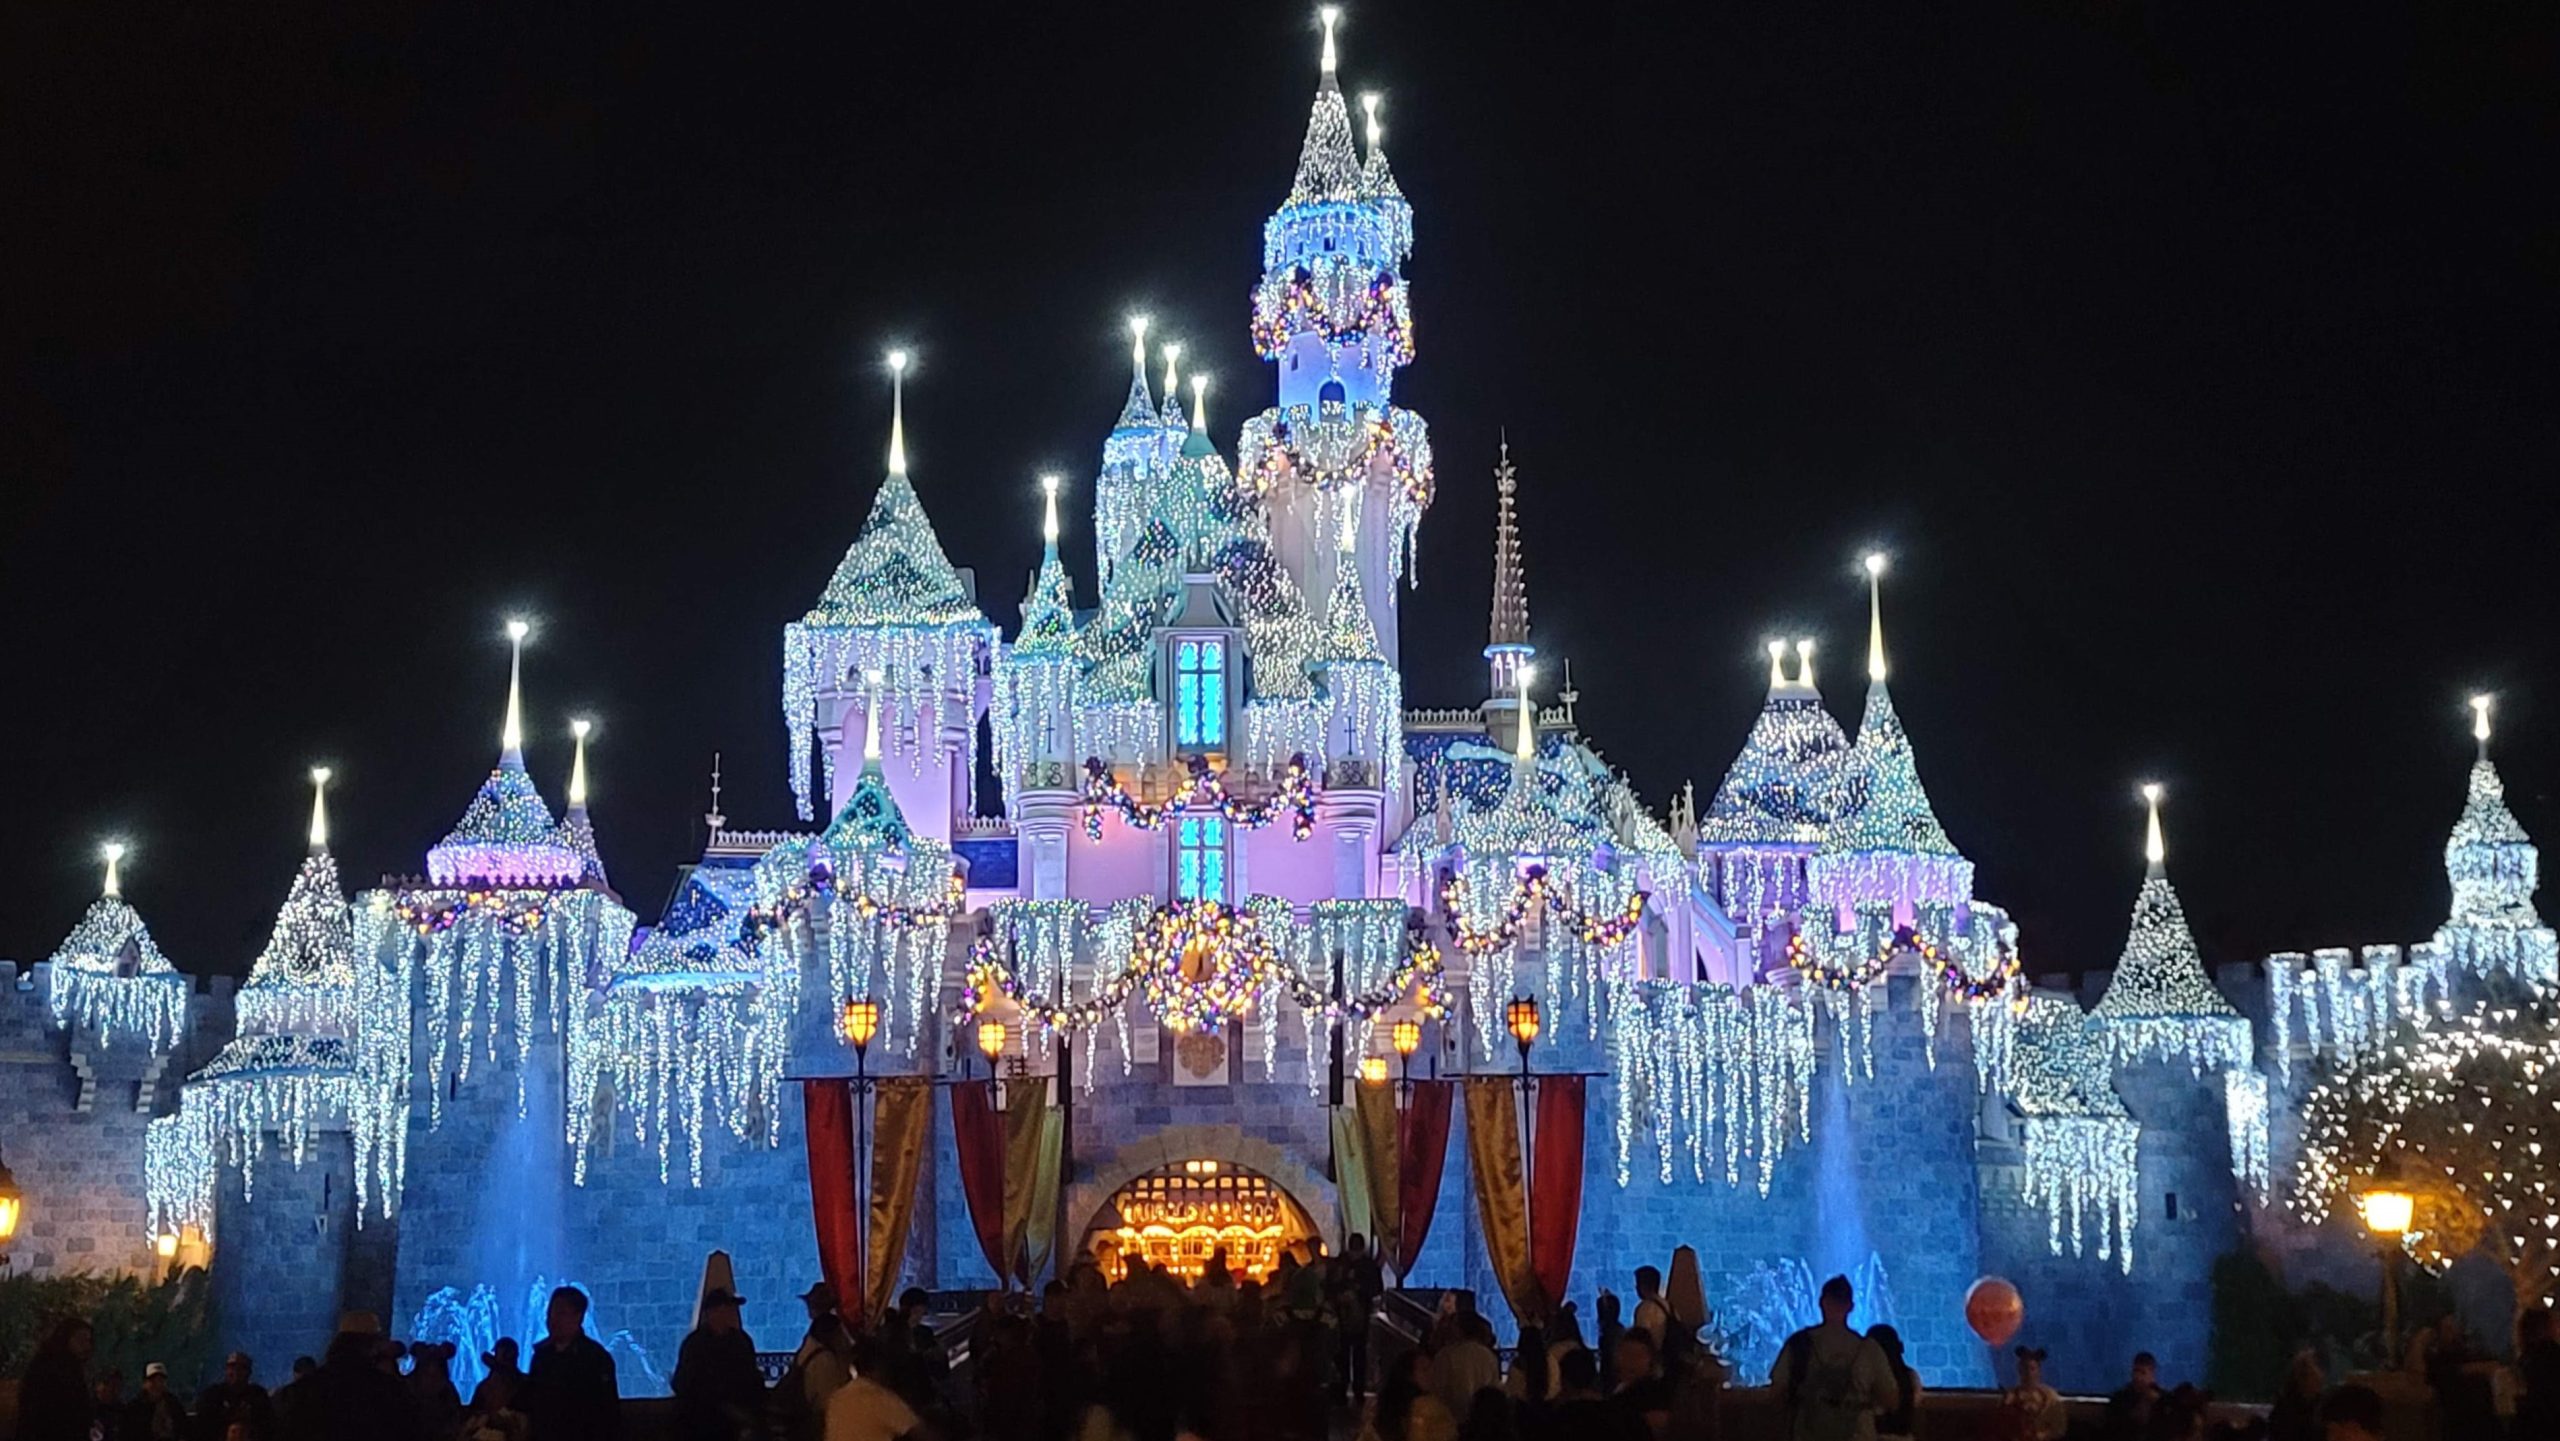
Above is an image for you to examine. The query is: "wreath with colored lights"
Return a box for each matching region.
[1442,865,1648,957]
[1080,754,1318,841]
[1130,899,1283,1034]
[393,890,552,937]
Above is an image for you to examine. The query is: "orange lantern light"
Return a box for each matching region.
[1391,1019,1422,1058]
[1359,1056,1389,1086]
[977,1018,1009,1063]
[839,996,880,1052]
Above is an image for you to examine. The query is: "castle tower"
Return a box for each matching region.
[1481,439,1534,751]
[1695,639,1852,973]
[1093,318,1161,591]
[995,475,1084,898]
[1238,10,1433,669]
[1805,555,1974,926]
[2434,694,2558,984]
[781,353,997,834]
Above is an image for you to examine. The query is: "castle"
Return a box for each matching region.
[6,14,2553,1398]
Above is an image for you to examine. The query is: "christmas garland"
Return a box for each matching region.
[1081,753,1318,841]
[1441,864,1648,958]
[1940,924,2023,1004]
[958,899,1448,1035]
[392,890,554,937]
[1250,261,1414,365]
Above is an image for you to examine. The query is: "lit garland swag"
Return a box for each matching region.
[1079,753,1319,841]
[956,896,1446,1045]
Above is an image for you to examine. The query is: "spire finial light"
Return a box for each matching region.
[1040,473,1062,547]
[1864,552,1889,685]
[1319,6,1342,78]
[101,841,127,898]
[2472,693,2495,758]
[1361,92,1383,153]
[1161,343,1182,404]
[1189,373,1208,432]
[501,619,530,757]
[2141,782,2166,874]
[885,350,910,478]
[1128,315,1150,376]
[568,719,592,809]
[863,668,886,764]
[1767,639,1787,690]
[1795,638,1816,690]
[308,767,332,852]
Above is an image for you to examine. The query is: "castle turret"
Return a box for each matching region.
[1695,639,1852,947]
[1482,440,1534,749]
[1237,8,1434,668]
[1806,554,1973,923]
[781,352,997,831]
[2088,786,2250,1073]
[1094,318,1161,590]
[993,475,1084,813]
[46,843,188,1055]
[2435,694,2558,984]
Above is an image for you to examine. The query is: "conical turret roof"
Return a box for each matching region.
[1822,685,1960,858]
[2091,790,2249,1072]
[1285,71,1363,207]
[1700,654,1852,846]
[47,850,187,1052]
[804,471,986,630]
[429,755,583,885]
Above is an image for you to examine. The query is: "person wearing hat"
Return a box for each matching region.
[123,1363,189,1441]
[671,1287,764,1441]
[192,1352,274,1441]
[779,1283,854,1441]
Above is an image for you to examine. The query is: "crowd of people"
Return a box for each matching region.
[25,1257,2560,1441]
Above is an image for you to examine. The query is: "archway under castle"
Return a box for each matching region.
[1071,1123,1339,1279]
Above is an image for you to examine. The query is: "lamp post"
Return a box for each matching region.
[1391,1019,1422,1107]
[840,996,879,1309]
[0,1147,24,1268]
[978,1018,1008,1107]
[2360,1183,2414,1364]
[1505,996,1542,1258]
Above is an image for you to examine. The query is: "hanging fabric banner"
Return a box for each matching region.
[1462,1076,1541,1322]
[1398,1079,1454,1280]
[1331,1107,1379,1255]
[1529,1074,1586,1312]
[1003,1077,1063,1285]
[1353,1083,1401,1264]
[949,1083,1008,1281]
[864,1077,932,1321]
[801,1080,861,1309]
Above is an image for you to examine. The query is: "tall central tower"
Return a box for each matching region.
[1237,10,1434,670]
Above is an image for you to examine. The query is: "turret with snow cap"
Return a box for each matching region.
[1238,8,1434,670]
[2434,694,2559,984]
[780,351,997,830]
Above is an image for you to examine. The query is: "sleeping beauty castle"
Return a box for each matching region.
[5,12,2554,1398]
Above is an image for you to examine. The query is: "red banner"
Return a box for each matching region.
[1529,1075,1585,1311]
[1398,1079,1454,1276]
[801,1080,861,1308]
[949,1084,1008,1280]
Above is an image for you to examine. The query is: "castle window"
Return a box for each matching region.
[1175,637,1226,749]
[1318,379,1346,408]
[1176,815,1228,901]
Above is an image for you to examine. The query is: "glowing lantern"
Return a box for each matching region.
[977,1019,1009,1064]
[0,1150,23,1253]
[1392,1020,1421,1058]
[1359,1056,1389,1086]
[1506,996,1542,1069]
[2360,1189,2414,1237]
[840,996,880,1057]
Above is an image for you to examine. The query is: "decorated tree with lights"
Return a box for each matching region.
[2294,995,2560,1313]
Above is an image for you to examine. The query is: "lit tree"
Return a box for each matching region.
[2294,996,2560,1312]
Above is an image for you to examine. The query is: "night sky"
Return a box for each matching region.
[8,2,2556,979]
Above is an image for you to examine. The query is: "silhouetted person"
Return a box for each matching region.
[1770,1276,1895,1441]
[124,1364,189,1441]
[193,1353,275,1441]
[16,1318,97,1441]
[523,1287,619,1441]
[672,1288,764,1441]
[2105,1351,2162,1441]
[287,1325,416,1441]
[2518,1309,2560,1441]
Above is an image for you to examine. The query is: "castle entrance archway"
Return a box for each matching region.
[1081,1158,1319,1284]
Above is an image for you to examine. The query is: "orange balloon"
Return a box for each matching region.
[1965,1276,2025,1347]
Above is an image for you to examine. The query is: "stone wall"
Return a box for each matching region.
[0,963,226,1281]
[212,1132,358,1377]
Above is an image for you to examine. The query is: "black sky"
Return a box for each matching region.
[6,1,2556,980]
